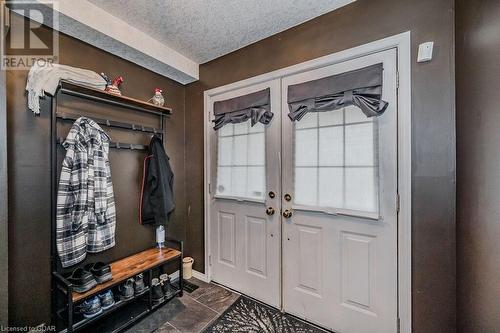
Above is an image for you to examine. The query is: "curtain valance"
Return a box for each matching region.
[287,63,388,121]
[213,88,273,130]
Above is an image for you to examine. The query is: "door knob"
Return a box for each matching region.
[284,193,292,202]
[266,207,275,216]
[282,209,293,218]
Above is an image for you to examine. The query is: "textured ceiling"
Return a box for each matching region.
[87,0,355,64]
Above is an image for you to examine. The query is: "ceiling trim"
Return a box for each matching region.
[15,0,199,84]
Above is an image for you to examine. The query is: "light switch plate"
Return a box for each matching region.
[417,42,434,63]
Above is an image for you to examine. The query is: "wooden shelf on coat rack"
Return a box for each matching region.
[58,81,173,116]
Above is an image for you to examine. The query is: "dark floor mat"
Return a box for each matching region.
[173,279,200,293]
[203,296,329,333]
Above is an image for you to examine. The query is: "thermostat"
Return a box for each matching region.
[417,42,434,63]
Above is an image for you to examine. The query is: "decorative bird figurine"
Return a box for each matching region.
[105,76,124,95]
[149,88,165,106]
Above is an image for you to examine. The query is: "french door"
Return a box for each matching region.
[282,49,398,333]
[208,49,398,332]
[208,79,282,307]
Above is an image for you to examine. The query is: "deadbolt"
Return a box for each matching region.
[266,207,275,216]
[282,209,293,218]
[284,193,292,201]
[268,191,276,199]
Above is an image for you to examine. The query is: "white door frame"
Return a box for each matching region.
[204,31,411,333]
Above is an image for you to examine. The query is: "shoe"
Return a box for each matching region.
[160,274,176,299]
[134,274,146,294]
[78,296,102,318]
[118,278,135,300]
[84,262,112,284]
[97,290,115,310]
[66,268,97,293]
[151,278,164,304]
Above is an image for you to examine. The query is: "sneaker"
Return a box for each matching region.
[151,278,164,304]
[163,277,176,298]
[160,274,176,299]
[118,278,135,300]
[66,268,97,293]
[97,290,115,310]
[84,262,112,284]
[134,274,146,294]
[78,296,102,318]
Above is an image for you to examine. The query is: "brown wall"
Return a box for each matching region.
[0,39,8,325]
[456,1,500,332]
[185,0,456,332]
[6,14,186,326]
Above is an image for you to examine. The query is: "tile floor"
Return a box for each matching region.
[126,278,240,333]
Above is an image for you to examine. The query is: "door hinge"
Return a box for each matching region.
[397,317,401,333]
[208,254,212,266]
[396,193,400,213]
[396,71,400,89]
[208,182,211,194]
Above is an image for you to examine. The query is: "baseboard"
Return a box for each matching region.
[170,270,180,281]
[168,269,208,283]
[192,270,209,282]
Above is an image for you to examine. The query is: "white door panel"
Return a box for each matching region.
[282,49,398,333]
[209,79,281,308]
[217,211,236,266]
[246,215,268,277]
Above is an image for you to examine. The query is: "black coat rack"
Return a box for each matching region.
[47,81,183,333]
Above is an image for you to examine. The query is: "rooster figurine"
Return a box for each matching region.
[149,88,165,106]
[105,76,124,96]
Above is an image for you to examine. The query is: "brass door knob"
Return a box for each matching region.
[284,193,292,202]
[282,209,293,218]
[266,207,275,216]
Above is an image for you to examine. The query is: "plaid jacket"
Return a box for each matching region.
[56,117,116,267]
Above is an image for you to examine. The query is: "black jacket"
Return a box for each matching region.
[140,135,174,225]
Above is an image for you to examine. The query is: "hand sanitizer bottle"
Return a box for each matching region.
[156,225,165,249]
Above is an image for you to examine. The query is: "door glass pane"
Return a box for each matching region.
[216,121,266,200]
[345,122,376,166]
[293,107,379,214]
[295,128,318,167]
[318,167,343,208]
[345,167,378,212]
[345,104,372,124]
[295,112,318,129]
[319,110,343,126]
[319,126,343,166]
[294,167,317,206]
[247,166,265,199]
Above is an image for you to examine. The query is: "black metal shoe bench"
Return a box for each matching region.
[53,243,183,333]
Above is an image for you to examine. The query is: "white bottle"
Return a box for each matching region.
[156,225,165,248]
